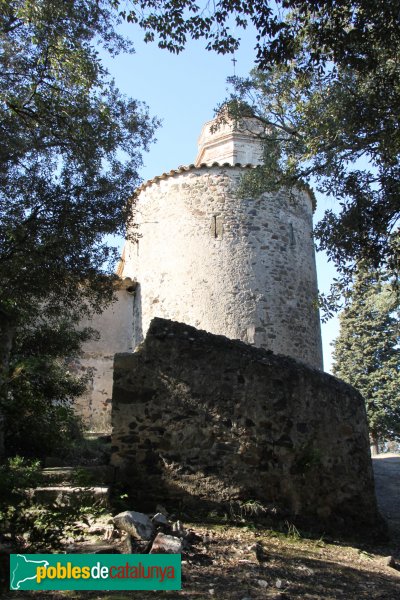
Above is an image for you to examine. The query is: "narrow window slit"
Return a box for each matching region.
[211,215,223,239]
[289,223,295,246]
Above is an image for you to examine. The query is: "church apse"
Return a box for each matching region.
[78,113,322,428]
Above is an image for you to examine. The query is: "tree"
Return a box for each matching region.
[123,1,400,301]
[0,1,158,405]
[332,264,400,454]
[120,1,399,71]
[221,52,399,305]
[3,321,90,457]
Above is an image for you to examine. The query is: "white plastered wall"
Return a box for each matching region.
[73,288,134,430]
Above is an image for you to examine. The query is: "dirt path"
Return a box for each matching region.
[372,453,400,546]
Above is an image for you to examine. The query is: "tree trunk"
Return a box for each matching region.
[0,310,14,381]
[370,433,380,456]
[0,308,16,458]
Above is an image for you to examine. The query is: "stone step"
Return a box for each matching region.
[28,486,109,507]
[84,431,111,442]
[44,432,112,468]
[41,465,116,486]
[66,542,120,554]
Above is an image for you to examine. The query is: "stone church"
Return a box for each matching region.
[75,114,323,431]
[74,114,380,530]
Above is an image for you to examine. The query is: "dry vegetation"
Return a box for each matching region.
[6,520,400,600]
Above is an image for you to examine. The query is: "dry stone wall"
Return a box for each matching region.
[122,165,323,369]
[111,318,380,531]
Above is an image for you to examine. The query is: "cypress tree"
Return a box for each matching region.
[333,265,400,454]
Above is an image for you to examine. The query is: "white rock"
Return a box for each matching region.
[113,511,154,541]
[150,532,183,554]
[257,579,269,588]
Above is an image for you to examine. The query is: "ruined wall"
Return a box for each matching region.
[122,164,323,369]
[111,318,380,530]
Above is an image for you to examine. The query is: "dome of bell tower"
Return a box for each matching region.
[195,113,265,166]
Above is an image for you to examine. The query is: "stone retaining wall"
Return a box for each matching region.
[111,318,380,530]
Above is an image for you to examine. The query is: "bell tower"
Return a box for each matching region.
[195,115,264,166]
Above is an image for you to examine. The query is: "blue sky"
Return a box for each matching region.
[103,21,340,372]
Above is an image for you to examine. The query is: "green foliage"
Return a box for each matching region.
[333,264,400,446]
[1,320,89,457]
[0,0,158,410]
[122,1,400,73]
[0,455,41,502]
[0,1,158,452]
[109,481,130,513]
[0,0,156,318]
[284,520,302,541]
[70,467,95,486]
[225,46,400,302]
[229,499,267,521]
[119,0,262,54]
[3,363,83,458]
[0,456,106,551]
[0,456,42,545]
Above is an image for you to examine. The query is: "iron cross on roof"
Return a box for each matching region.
[231,56,237,76]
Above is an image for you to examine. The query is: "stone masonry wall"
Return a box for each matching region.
[111,318,380,530]
[121,165,323,369]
